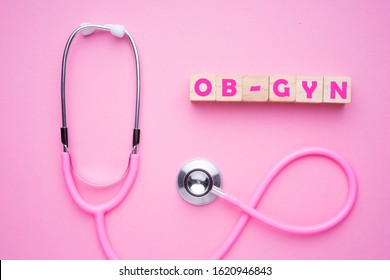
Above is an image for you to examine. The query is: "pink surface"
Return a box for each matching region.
[0,0,389,259]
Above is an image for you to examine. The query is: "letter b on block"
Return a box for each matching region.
[216,75,242,101]
[190,75,216,101]
[222,79,237,96]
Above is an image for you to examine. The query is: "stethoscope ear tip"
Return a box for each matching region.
[80,23,95,36]
[177,159,222,206]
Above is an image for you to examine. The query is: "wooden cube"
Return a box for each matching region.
[323,77,351,103]
[296,76,324,103]
[190,74,216,101]
[242,76,269,102]
[216,75,243,102]
[269,76,296,102]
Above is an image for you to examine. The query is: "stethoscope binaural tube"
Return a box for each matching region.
[60,23,141,153]
[60,23,141,259]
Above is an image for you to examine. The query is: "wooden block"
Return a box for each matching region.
[190,74,216,101]
[269,76,296,102]
[323,77,351,103]
[242,76,269,102]
[216,75,243,102]
[296,76,323,103]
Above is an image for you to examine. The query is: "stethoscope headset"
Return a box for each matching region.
[60,23,358,260]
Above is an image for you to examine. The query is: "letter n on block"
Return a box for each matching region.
[190,74,216,101]
[323,77,351,104]
[216,75,243,102]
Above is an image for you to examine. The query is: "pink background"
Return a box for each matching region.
[0,0,389,259]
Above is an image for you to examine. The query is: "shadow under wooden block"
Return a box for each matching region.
[323,77,351,104]
[296,76,324,103]
[269,76,296,102]
[216,75,243,102]
[190,74,216,101]
[243,76,269,102]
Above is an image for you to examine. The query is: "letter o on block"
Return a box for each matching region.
[190,75,216,101]
[195,78,212,96]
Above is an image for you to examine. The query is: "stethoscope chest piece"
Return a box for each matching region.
[177,159,222,205]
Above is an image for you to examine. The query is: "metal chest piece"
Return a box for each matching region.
[177,159,222,205]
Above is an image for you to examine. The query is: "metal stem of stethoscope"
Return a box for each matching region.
[60,24,141,153]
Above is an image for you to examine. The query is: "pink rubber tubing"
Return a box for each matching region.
[210,147,358,259]
[62,147,357,260]
[62,152,140,260]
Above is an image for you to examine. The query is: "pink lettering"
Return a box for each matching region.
[330,81,347,99]
[302,81,318,99]
[273,79,290,97]
[194,78,212,97]
[250,85,261,92]
[222,79,237,97]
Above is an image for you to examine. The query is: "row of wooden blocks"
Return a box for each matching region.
[190,75,351,103]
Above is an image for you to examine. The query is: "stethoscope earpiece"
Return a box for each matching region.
[177,159,222,205]
[79,23,126,37]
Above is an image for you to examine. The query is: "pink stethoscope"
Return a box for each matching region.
[60,23,358,260]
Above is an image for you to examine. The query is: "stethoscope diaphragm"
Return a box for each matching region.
[177,159,222,205]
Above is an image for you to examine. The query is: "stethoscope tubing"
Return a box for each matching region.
[210,147,357,259]
[62,153,139,214]
[62,147,357,260]
[62,152,140,260]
